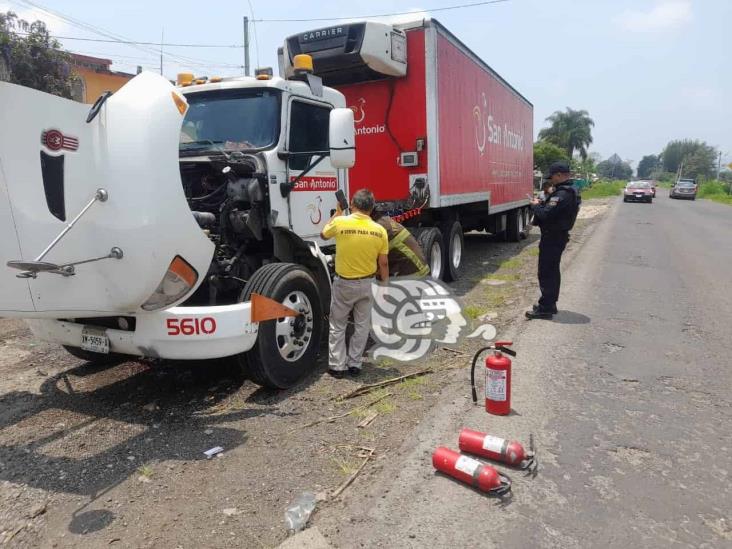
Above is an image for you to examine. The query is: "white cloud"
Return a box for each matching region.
[617,0,692,32]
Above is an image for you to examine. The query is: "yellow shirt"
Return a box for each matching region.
[322,212,388,278]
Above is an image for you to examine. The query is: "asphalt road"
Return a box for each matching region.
[318,191,732,548]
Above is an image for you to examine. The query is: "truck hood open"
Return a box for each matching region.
[0,72,214,318]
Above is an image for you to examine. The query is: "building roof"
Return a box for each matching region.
[69,52,136,78]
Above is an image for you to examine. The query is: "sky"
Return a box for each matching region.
[2,0,730,169]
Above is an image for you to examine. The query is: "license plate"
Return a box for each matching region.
[81,327,110,354]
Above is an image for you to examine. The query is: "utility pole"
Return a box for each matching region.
[243,16,250,76]
[717,150,722,181]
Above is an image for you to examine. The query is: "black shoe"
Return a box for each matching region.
[328,369,347,379]
[533,303,558,314]
[525,309,554,320]
[348,367,361,377]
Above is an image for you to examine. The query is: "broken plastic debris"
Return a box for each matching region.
[284,492,316,533]
[204,446,224,459]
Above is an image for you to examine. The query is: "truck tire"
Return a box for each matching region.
[519,208,530,239]
[417,227,444,281]
[441,220,464,282]
[234,263,323,389]
[62,345,125,365]
[506,209,523,242]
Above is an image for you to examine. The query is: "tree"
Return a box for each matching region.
[538,107,595,160]
[533,141,569,174]
[660,139,717,179]
[0,11,77,98]
[597,155,632,180]
[637,155,660,179]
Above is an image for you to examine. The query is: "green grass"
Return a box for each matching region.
[373,398,396,414]
[523,247,540,257]
[483,272,520,282]
[463,305,484,320]
[331,456,360,476]
[581,180,626,199]
[697,181,732,206]
[498,257,522,270]
[137,465,153,479]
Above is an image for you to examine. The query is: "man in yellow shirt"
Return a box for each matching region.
[321,189,389,378]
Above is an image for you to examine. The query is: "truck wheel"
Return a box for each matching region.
[441,221,464,282]
[417,227,444,281]
[235,263,323,389]
[62,345,125,365]
[506,209,523,242]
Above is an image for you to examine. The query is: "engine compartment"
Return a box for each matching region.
[179,153,271,305]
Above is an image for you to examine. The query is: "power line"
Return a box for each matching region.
[251,0,510,22]
[14,32,243,48]
[11,0,239,68]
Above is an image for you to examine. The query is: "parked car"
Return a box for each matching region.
[670,179,697,200]
[623,181,654,203]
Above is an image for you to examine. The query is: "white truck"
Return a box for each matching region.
[0,41,361,388]
[0,20,532,389]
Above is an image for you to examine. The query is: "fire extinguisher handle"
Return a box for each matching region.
[497,346,517,357]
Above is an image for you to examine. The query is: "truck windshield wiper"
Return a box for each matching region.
[180,139,225,149]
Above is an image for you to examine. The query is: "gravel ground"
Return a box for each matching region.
[0,199,612,548]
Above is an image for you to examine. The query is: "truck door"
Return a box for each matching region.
[286,98,341,241]
[0,73,214,318]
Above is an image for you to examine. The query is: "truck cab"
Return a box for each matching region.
[0,55,355,389]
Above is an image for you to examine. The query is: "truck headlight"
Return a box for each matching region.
[141,256,198,311]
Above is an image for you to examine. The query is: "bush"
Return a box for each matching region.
[580,180,626,199]
[697,181,727,197]
[697,180,732,205]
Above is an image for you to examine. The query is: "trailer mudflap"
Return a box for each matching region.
[0,73,214,317]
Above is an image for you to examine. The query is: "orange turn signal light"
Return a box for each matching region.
[171,91,188,115]
[169,256,197,287]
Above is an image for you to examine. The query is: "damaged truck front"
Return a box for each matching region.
[0,67,356,389]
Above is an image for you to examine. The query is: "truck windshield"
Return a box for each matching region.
[180,89,280,154]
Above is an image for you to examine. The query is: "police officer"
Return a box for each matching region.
[526,161,580,320]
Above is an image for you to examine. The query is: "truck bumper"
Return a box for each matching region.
[26,303,259,360]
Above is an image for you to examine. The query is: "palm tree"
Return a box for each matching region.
[538,108,595,161]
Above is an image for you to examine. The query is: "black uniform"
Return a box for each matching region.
[530,181,580,312]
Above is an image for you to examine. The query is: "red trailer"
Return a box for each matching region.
[283,19,533,281]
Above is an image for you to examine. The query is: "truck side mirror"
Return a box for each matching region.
[329,108,356,169]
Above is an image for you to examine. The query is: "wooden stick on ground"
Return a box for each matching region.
[336,368,433,400]
[331,448,376,499]
[288,392,392,433]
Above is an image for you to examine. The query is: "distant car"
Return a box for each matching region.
[670,179,697,200]
[623,181,654,203]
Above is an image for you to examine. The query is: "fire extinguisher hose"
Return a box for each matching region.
[470,346,493,404]
[470,343,517,404]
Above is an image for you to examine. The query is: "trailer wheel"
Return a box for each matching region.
[441,220,464,282]
[506,209,524,242]
[62,345,125,365]
[417,227,444,281]
[519,208,530,239]
[234,263,323,389]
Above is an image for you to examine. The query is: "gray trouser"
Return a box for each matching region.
[328,277,373,371]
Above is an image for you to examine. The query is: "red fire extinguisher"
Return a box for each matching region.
[458,428,537,474]
[470,341,516,415]
[432,447,511,495]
